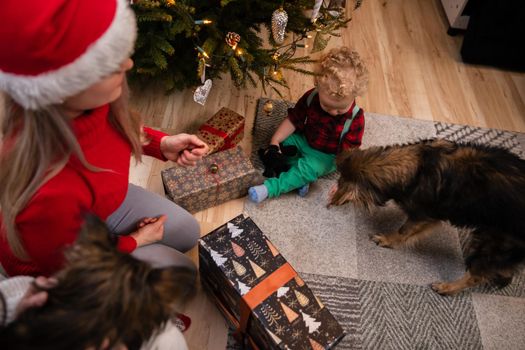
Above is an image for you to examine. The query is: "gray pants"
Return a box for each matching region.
[107,184,199,271]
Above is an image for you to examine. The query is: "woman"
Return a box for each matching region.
[0,0,209,277]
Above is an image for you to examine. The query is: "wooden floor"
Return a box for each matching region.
[128,1,525,349]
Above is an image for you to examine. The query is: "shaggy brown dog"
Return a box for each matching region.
[329,139,525,295]
[1,216,196,349]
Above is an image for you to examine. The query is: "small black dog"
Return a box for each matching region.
[258,143,297,178]
[330,139,525,295]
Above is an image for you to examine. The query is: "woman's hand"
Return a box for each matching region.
[160,133,209,166]
[130,215,167,247]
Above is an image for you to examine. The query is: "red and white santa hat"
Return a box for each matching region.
[0,0,137,110]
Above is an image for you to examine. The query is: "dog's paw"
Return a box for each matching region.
[430,281,460,296]
[371,234,395,248]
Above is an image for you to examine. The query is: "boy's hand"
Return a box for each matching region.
[265,144,281,156]
[15,276,58,318]
[130,215,167,247]
[279,144,298,157]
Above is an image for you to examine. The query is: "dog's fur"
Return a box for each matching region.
[330,139,525,295]
[0,216,196,349]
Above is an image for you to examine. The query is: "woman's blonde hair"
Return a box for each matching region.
[0,79,143,259]
[315,46,369,99]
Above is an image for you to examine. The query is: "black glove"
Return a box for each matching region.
[258,144,298,178]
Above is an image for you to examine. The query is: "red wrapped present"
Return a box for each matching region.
[197,107,245,155]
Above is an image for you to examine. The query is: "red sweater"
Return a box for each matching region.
[0,105,168,277]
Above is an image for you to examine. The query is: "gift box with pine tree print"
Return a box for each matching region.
[196,107,245,155]
[161,147,259,213]
[199,214,345,349]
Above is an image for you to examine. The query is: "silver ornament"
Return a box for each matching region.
[193,79,212,106]
[271,8,288,44]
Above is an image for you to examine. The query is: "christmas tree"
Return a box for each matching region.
[130,0,361,94]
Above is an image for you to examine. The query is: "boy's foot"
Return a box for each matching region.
[297,183,309,197]
[248,185,268,203]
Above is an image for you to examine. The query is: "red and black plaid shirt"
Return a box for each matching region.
[288,89,365,154]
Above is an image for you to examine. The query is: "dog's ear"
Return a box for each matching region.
[74,214,115,253]
[336,148,364,180]
[336,149,352,170]
[79,214,112,244]
[147,266,197,307]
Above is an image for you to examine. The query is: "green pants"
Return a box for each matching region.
[265,133,336,198]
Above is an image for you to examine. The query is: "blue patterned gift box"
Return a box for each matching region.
[161,147,259,213]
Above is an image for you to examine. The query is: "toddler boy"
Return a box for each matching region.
[249,46,368,202]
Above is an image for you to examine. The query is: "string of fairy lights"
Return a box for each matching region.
[189,8,326,86]
[130,0,357,103]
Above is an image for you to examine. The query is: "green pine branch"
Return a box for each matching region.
[130,0,362,92]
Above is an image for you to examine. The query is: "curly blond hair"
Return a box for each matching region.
[315,46,368,99]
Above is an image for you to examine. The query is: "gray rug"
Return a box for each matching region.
[227,99,525,349]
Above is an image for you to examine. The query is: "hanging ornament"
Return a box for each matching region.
[232,260,247,276]
[225,32,241,50]
[294,289,310,307]
[263,100,274,115]
[194,50,212,106]
[231,241,245,257]
[328,0,346,17]
[311,0,323,22]
[271,7,288,44]
[193,79,212,106]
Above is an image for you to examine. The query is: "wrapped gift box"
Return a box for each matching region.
[161,147,258,213]
[197,107,245,155]
[199,215,345,349]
